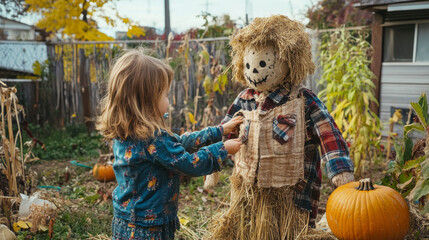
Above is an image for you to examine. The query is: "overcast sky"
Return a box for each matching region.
[22,0,316,37]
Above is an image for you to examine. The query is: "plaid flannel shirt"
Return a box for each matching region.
[222,86,354,224]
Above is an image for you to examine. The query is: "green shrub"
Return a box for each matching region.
[381,93,429,213]
[24,124,107,160]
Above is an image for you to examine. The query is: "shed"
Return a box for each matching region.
[355,0,429,132]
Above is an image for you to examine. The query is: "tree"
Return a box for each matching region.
[25,0,145,41]
[187,13,236,39]
[0,0,28,19]
[306,0,372,29]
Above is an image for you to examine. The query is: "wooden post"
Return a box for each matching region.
[370,12,383,116]
[79,48,93,132]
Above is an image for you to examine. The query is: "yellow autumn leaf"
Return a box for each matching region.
[32,61,42,76]
[187,113,197,125]
[391,109,402,123]
[126,25,145,38]
[218,73,228,93]
[179,217,190,226]
[213,80,220,93]
[13,220,32,232]
[203,75,212,95]
[17,221,32,228]
[200,50,210,65]
[121,17,130,24]
[25,0,138,41]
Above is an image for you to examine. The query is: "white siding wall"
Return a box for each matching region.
[0,18,36,40]
[380,63,429,136]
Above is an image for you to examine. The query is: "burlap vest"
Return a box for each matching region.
[234,89,305,188]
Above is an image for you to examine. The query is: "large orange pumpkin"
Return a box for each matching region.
[326,178,410,240]
[92,163,115,182]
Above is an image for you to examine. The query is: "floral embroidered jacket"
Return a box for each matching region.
[222,86,354,224]
[112,126,227,227]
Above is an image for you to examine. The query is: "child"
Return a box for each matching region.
[96,49,243,240]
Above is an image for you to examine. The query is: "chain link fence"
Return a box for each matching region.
[0,40,48,75]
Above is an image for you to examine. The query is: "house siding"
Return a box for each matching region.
[380,63,429,136]
[0,17,36,41]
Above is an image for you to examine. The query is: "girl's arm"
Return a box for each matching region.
[148,130,228,177]
[221,89,248,139]
[175,126,224,153]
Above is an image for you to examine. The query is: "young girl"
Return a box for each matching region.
[96,49,243,240]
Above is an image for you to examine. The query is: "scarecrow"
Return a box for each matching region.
[209,15,355,240]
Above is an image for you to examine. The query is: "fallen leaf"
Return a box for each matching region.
[38,225,48,231]
[179,217,190,226]
[13,220,32,232]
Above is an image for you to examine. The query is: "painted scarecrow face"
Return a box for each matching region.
[243,44,289,92]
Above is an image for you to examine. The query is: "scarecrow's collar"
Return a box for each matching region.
[243,86,291,104]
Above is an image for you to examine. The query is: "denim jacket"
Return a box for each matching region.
[112,126,227,227]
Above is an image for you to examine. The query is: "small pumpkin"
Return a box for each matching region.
[92,163,115,182]
[326,178,410,240]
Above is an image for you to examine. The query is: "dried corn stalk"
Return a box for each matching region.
[177,34,192,130]
[0,80,25,197]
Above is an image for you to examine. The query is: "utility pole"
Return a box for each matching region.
[164,0,171,39]
[245,0,252,25]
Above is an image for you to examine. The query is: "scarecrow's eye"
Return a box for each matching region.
[259,61,266,68]
[246,63,250,69]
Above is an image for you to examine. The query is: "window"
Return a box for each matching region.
[416,23,429,62]
[383,23,429,63]
[383,25,414,62]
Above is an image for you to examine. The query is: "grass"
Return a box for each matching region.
[177,170,233,239]
[23,124,109,161]
[17,205,113,240]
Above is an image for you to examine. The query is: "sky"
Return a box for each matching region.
[21,0,316,38]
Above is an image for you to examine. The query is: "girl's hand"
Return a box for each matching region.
[222,116,244,136]
[224,139,242,154]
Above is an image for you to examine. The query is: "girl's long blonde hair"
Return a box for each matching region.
[96,48,173,140]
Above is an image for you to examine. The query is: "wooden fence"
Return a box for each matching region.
[42,38,242,132]
[1,35,322,132]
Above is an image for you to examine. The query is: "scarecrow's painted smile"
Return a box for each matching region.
[243,45,289,91]
[245,74,268,87]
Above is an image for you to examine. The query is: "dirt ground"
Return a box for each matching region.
[2,158,427,239]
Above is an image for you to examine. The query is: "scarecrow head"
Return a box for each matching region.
[229,15,315,92]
